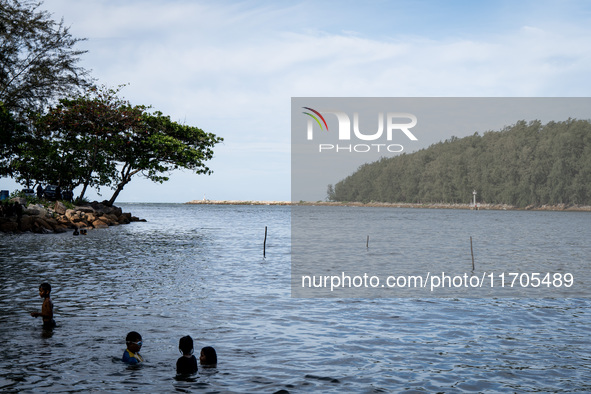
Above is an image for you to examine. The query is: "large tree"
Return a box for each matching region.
[36,86,223,205]
[0,0,90,118]
[36,86,144,199]
[107,110,223,206]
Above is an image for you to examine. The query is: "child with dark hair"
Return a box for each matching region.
[176,335,198,375]
[30,283,56,329]
[200,346,217,367]
[122,331,144,364]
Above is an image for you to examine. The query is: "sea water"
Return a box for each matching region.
[0,203,590,392]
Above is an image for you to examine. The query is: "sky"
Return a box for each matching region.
[2,0,591,203]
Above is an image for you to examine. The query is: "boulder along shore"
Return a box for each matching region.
[0,198,145,234]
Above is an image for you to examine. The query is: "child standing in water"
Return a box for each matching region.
[122,331,144,364]
[176,335,198,375]
[30,283,56,329]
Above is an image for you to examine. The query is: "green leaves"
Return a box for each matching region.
[31,85,222,205]
[1,3,222,202]
[0,0,90,118]
[331,119,591,207]
[103,109,222,204]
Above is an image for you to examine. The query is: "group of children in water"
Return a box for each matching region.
[123,330,217,374]
[31,283,216,375]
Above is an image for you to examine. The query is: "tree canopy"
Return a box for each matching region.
[26,86,223,204]
[0,0,90,117]
[1,3,223,204]
[0,102,25,176]
[108,109,221,206]
[329,119,591,207]
[30,86,141,198]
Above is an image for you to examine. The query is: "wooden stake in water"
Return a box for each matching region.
[263,226,268,258]
[470,236,475,270]
[366,235,369,248]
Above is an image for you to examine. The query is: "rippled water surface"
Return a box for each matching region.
[0,204,590,392]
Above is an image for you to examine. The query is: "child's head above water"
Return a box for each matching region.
[126,331,142,353]
[39,283,51,297]
[179,335,194,356]
[200,346,217,366]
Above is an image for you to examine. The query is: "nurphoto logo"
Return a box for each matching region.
[302,107,418,153]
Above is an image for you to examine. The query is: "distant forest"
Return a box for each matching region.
[327,119,591,207]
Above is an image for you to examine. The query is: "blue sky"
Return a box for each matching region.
[2,0,591,203]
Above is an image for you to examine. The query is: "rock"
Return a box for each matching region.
[57,217,71,226]
[33,226,52,234]
[54,201,67,215]
[1,201,142,233]
[129,216,147,222]
[102,207,115,215]
[44,217,59,230]
[81,201,125,217]
[24,207,39,216]
[10,197,27,206]
[90,201,109,213]
[18,215,34,232]
[25,204,45,216]
[92,219,109,229]
[0,219,18,232]
[65,209,85,222]
[103,213,119,223]
[118,215,130,224]
[53,225,68,233]
[101,216,119,226]
[75,206,95,214]
[98,216,112,225]
[34,217,53,231]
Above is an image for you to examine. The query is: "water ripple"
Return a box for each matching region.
[0,204,590,392]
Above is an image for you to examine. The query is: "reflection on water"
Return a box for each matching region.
[0,204,590,392]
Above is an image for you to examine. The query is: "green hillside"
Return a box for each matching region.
[328,119,591,208]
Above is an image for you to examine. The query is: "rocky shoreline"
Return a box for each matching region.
[0,198,145,234]
[187,199,591,211]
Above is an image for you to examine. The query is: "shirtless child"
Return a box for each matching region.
[30,283,56,329]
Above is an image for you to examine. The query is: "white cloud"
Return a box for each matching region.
[3,0,590,202]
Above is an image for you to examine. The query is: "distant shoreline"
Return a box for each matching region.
[185,200,591,211]
[186,200,291,206]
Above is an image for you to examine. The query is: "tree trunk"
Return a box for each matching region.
[107,165,139,206]
[107,182,126,207]
[78,182,88,201]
